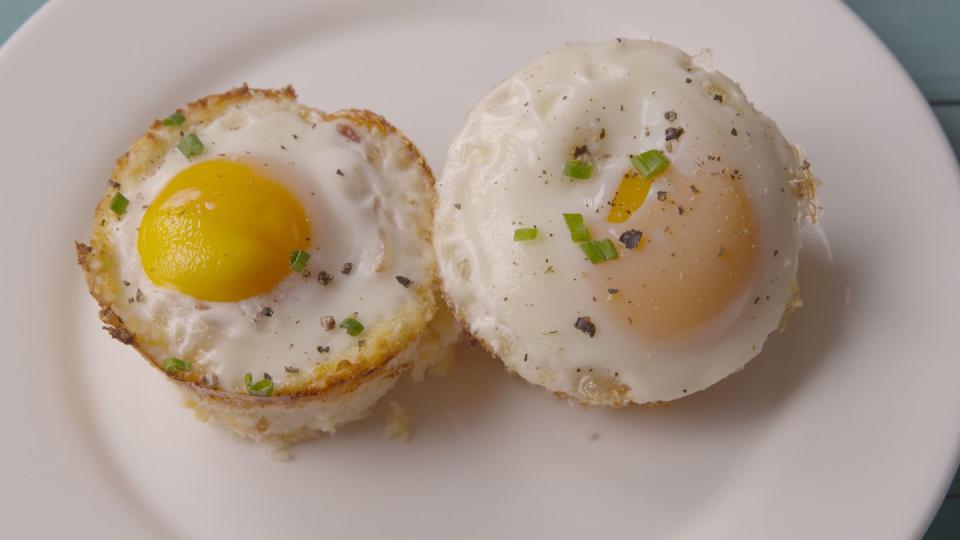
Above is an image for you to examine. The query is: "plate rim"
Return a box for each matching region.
[1,0,959,538]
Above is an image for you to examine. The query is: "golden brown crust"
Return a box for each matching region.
[325,108,435,188]
[182,350,411,407]
[792,147,821,224]
[77,85,439,402]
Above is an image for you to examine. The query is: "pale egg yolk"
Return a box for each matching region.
[138,159,310,302]
[594,169,757,342]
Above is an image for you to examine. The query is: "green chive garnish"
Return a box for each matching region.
[595,238,618,260]
[563,213,590,242]
[289,250,310,273]
[630,149,670,179]
[244,372,274,396]
[563,159,593,180]
[109,192,129,215]
[177,133,204,158]
[514,227,538,241]
[579,241,604,264]
[162,111,185,126]
[579,239,619,264]
[162,357,191,373]
[340,317,364,336]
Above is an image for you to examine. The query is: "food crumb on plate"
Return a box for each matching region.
[265,446,291,462]
[383,401,413,441]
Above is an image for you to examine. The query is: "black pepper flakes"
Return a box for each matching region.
[599,128,606,140]
[336,168,345,176]
[690,184,700,194]
[317,271,334,286]
[665,127,685,141]
[608,288,620,294]
[685,77,692,84]
[664,110,678,122]
[320,316,336,330]
[574,316,596,337]
[316,346,330,353]
[678,205,685,216]
[714,94,723,103]
[454,203,462,210]
[263,372,272,381]
[619,229,643,249]
[730,128,738,136]
[341,262,353,275]
[285,366,300,373]
[260,306,274,317]
[395,275,412,288]
[657,191,668,201]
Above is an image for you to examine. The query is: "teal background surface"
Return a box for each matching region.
[2,0,957,537]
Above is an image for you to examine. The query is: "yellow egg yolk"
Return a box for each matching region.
[594,169,758,342]
[138,159,310,302]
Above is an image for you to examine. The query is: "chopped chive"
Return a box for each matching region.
[513,227,538,241]
[162,111,185,126]
[162,357,191,373]
[579,241,604,264]
[563,213,590,242]
[630,149,670,179]
[289,249,310,273]
[109,192,129,215]
[579,239,619,264]
[244,372,274,396]
[340,317,364,336]
[562,159,593,180]
[177,133,204,158]
[595,238,618,260]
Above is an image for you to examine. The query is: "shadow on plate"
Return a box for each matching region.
[336,230,850,446]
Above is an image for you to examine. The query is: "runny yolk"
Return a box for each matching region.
[606,171,653,223]
[137,159,310,302]
[595,169,757,342]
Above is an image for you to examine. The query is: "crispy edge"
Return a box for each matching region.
[76,85,440,401]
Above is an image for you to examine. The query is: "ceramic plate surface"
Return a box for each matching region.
[1,0,958,538]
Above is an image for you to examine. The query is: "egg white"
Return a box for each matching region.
[80,85,452,404]
[112,98,433,393]
[434,40,818,405]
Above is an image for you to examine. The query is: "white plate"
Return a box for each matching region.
[2,0,958,538]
